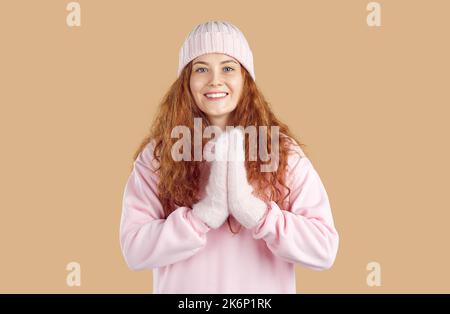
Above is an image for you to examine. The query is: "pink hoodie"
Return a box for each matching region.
[119,138,339,294]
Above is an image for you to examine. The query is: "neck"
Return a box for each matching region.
[208,115,229,131]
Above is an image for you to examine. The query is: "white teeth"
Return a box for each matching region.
[205,92,227,98]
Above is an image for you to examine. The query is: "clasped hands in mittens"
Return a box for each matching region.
[192,129,268,229]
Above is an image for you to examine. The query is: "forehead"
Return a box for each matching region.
[193,53,239,63]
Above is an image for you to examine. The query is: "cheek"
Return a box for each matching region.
[190,80,207,108]
[190,78,203,97]
[230,81,243,99]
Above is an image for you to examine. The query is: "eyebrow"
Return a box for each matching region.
[192,59,239,66]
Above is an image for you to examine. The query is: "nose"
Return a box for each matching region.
[208,69,223,86]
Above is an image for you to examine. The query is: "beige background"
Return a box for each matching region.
[0,0,449,293]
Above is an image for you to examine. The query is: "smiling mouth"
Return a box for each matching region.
[204,92,229,100]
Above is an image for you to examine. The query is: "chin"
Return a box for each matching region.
[201,106,234,116]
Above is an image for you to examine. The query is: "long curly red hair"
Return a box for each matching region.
[133,61,309,234]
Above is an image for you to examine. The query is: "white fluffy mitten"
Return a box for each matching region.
[227,129,268,229]
[192,132,229,229]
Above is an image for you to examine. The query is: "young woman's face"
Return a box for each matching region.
[190,53,244,126]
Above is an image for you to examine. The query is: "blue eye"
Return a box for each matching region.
[224,66,234,72]
[195,67,207,73]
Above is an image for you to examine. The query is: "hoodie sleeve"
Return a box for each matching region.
[252,146,339,270]
[119,142,211,271]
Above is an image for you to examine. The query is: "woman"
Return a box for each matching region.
[119,20,339,294]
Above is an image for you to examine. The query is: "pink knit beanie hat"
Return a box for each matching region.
[177,20,255,81]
